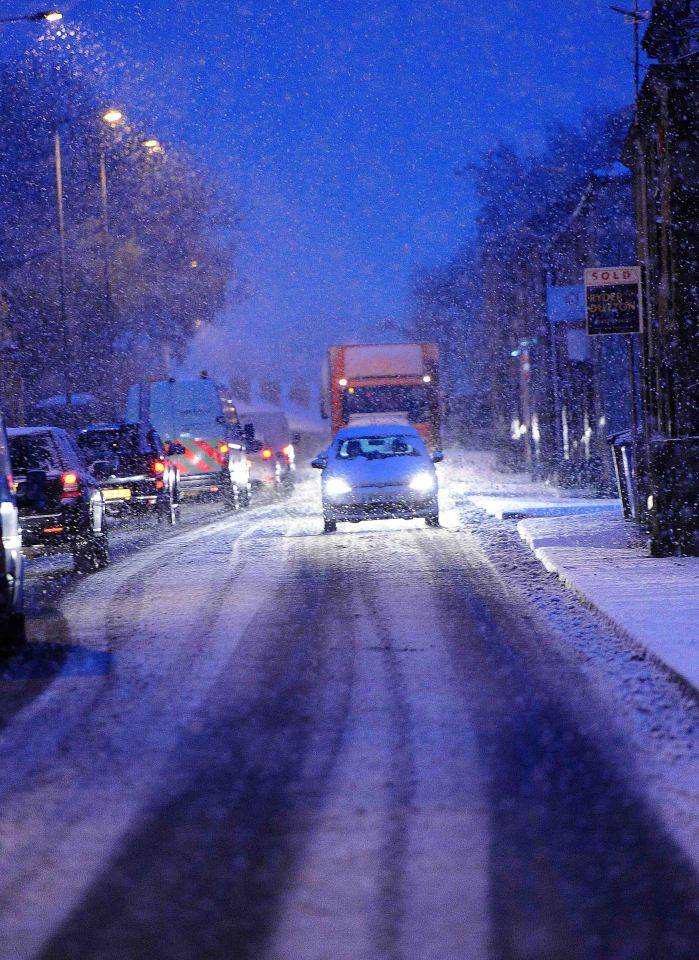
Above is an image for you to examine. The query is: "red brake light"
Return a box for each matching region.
[219,442,229,455]
[61,471,80,499]
[262,448,273,460]
[153,460,166,475]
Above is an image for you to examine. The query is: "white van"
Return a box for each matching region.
[126,376,250,507]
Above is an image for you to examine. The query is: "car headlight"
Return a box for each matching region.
[325,477,352,497]
[409,472,436,493]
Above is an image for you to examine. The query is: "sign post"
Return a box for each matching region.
[584,266,641,336]
[584,266,642,515]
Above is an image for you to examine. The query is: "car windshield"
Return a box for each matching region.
[336,434,423,460]
[343,385,429,423]
[8,433,60,473]
[78,427,141,459]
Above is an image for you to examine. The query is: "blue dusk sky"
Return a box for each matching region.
[4,1,640,380]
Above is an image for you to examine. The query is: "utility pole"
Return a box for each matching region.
[53,126,72,403]
[610,2,650,512]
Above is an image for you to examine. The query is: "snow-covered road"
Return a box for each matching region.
[0,466,698,959]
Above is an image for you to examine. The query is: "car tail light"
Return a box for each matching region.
[62,471,80,498]
[218,442,229,455]
[262,448,273,460]
[153,460,166,475]
[282,444,294,458]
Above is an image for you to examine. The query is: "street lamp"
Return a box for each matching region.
[0,10,62,24]
[98,110,126,350]
[97,111,165,351]
[102,109,123,126]
[609,4,651,103]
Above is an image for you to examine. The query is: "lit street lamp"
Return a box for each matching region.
[97,109,128,352]
[98,111,166,352]
[52,124,71,399]
[0,10,62,24]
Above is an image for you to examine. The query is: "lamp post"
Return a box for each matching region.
[99,110,124,352]
[98,111,166,361]
[0,10,64,407]
[609,2,651,505]
[0,10,62,25]
[52,125,72,401]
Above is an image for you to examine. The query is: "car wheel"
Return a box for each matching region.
[159,492,178,526]
[425,513,440,527]
[323,518,337,533]
[74,530,110,573]
[222,477,240,511]
[1,612,26,651]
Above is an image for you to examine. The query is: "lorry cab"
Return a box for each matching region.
[125,376,250,508]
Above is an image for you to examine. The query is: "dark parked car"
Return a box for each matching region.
[76,421,180,525]
[8,426,109,573]
[0,413,25,647]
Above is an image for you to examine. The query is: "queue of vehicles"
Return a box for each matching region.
[0,373,300,648]
[1,342,442,645]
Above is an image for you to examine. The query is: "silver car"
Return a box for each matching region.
[312,425,443,533]
[0,412,25,647]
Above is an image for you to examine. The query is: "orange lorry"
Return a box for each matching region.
[322,342,441,451]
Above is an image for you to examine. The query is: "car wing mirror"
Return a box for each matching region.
[311,456,328,469]
[431,451,444,464]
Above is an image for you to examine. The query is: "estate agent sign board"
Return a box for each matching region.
[584,266,641,336]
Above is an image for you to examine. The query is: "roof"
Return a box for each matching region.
[78,422,140,433]
[34,392,96,408]
[334,424,422,440]
[8,425,69,437]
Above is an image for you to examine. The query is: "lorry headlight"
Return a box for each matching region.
[325,477,351,497]
[409,472,435,493]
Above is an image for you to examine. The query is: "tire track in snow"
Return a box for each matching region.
[265,524,489,960]
[0,505,293,959]
[35,527,357,960]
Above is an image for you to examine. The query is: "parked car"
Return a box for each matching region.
[8,426,109,573]
[311,424,443,532]
[126,376,250,508]
[241,411,296,496]
[0,412,25,647]
[77,421,180,525]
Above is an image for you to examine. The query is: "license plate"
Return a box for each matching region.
[103,487,131,500]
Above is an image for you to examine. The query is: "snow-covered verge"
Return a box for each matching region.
[518,513,699,695]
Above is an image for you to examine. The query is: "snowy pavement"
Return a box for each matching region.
[462,454,699,696]
[518,513,699,695]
